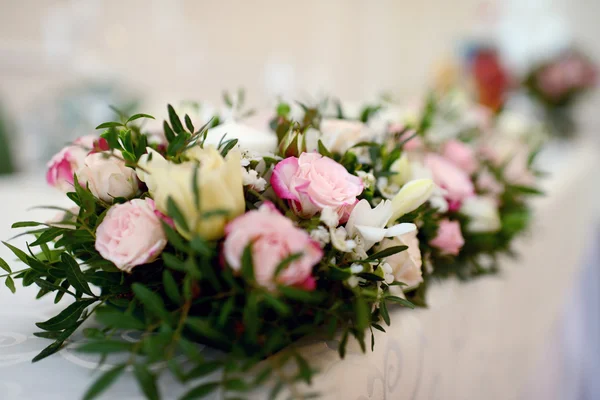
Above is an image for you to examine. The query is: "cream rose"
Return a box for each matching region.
[377,230,423,288]
[137,146,245,240]
[319,119,373,153]
[76,151,139,202]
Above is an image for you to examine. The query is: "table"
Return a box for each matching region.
[1,138,599,400]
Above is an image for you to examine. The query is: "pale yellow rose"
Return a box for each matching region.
[388,179,434,225]
[137,146,244,240]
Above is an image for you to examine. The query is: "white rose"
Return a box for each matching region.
[204,122,278,153]
[377,230,423,288]
[319,119,373,153]
[460,196,501,233]
[76,151,139,202]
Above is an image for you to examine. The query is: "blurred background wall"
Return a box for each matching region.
[0,0,598,169]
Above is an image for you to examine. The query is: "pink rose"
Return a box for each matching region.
[425,153,474,207]
[477,169,504,199]
[503,149,535,186]
[393,128,423,152]
[95,198,167,272]
[429,219,464,256]
[46,135,97,191]
[224,203,323,290]
[442,140,478,174]
[271,153,363,221]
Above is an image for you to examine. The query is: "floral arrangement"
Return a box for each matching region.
[0,92,543,399]
[523,49,597,136]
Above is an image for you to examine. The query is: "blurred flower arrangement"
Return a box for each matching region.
[0,86,543,399]
[523,49,597,137]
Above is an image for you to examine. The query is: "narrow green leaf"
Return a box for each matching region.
[167,197,190,233]
[317,139,333,158]
[168,104,185,133]
[0,256,11,273]
[5,276,16,293]
[224,379,249,392]
[163,270,183,305]
[185,317,225,343]
[132,283,170,320]
[240,244,254,281]
[355,296,369,332]
[95,307,145,330]
[243,293,259,341]
[77,340,133,354]
[95,121,123,129]
[273,252,302,278]
[164,120,176,142]
[279,286,324,303]
[180,382,220,400]
[186,361,222,380]
[11,221,47,228]
[2,241,29,264]
[134,364,160,400]
[380,300,391,326]
[36,299,96,331]
[32,321,82,362]
[219,139,238,157]
[386,295,415,309]
[33,278,74,297]
[127,113,155,123]
[338,329,349,359]
[217,297,235,328]
[262,293,291,316]
[184,114,195,133]
[82,364,126,400]
[61,253,94,296]
[371,323,386,332]
[363,245,408,262]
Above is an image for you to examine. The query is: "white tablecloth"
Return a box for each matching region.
[1,138,599,400]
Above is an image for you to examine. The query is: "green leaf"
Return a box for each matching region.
[126,113,155,123]
[357,272,385,282]
[0,256,11,273]
[363,245,408,262]
[243,293,259,341]
[217,297,235,328]
[355,296,369,332]
[5,276,15,293]
[95,307,145,330]
[167,197,189,233]
[338,329,349,359]
[273,252,302,277]
[279,286,324,303]
[132,283,170,321]
[33,278,74,297]
[386,295,415,309]
[294,353,313,384]
[240,244,254,281]
[219,139,239,157]
[224,379,249,392]
[317,139,333,158]
[186,361,222,380]
[168,104,185,133]
[164,120,176,142]
[510,184,544,196]
[380,300,391,326]
[2,241,29,264]
[163,270,183,305]
[32,321,82,362]
[95,121,123,129]
[82,364,126,400]
[180,382,220,400]
[371,323,386,332]
[36,299,96,331]
[77,340,133,354]
[184,114,195,133]
[61,253,94,296]
[11,221,47,228]
[263,293,291,316]
[134,364,160,400]
[185,317,225,344]
[29,228,63,247]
